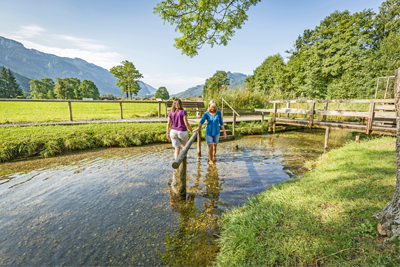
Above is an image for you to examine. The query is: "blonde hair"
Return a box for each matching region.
[208,100,218,112]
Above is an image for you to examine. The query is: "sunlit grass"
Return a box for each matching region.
[215,137,399,266]
[0,101,165,123]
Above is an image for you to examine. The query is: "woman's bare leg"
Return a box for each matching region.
[212,144,217,160]
[174,147,180,159]
[208,144,214,164]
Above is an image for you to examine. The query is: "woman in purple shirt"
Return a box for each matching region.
[166,99,194,159]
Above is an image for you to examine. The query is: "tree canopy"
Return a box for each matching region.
[110,60,143,99]
[155,86,170,100]
[0,66,23,98]
[154,0,261,57]
[203,70,230,99]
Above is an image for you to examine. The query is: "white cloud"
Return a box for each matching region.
[8,25,123,69]
[14,25,45,38]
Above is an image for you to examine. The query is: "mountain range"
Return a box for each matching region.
[0,36,156,96]
[173,71,247,97]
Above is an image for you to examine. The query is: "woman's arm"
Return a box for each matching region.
[193,112,207,132]
[166,117,172,139]
[219,111,227,138]
[183,116,193,132]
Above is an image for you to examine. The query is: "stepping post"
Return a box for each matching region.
[233,113,236,135]
[120,102,123,119]
[272,103,277,133]
[68,101,73,121]
[158,102,161,118]
[197,130,201,156]
[324,127,330,150]
[178,156,187,195]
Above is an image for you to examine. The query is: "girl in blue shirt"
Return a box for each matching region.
[194,100,226,164]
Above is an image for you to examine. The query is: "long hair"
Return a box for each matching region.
[171,99,184,112]
[208,100,218,112]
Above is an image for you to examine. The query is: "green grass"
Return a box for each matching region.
[215,137,399,266]
[0,101,164,123]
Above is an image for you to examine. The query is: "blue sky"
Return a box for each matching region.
[0,0,384,94]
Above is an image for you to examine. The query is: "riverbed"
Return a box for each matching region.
[0,129,358,266]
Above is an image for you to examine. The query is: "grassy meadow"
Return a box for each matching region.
[0,101,165,123]
[215,136,399,266]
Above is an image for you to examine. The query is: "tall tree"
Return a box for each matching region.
[30,78,55,99]
[154,0,261,57]
[110,61,143,99]
[79,80,100,99]
[203,71,230,99]
[0,67,23,98]
[155,86,170,100]
[374,0,400,42]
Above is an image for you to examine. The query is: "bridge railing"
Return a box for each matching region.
[255,99,396,135]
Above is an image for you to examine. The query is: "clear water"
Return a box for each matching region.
[0,130,357,266]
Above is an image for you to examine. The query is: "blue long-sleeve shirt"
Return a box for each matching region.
[200,110,224,136]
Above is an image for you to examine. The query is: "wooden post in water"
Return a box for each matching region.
[178,156,187,195]
[68,101,73,121]
[322,103,328,121]
[286,103,290,118]
[232,113,236,136]
[165,103,168,118]
[272,103,277,133]
[119,102,123,119]
[324,127,330,150]
[158,102,161,118]
[197,130,201,156]
[309,101,315,128]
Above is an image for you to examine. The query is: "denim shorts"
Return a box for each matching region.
[205,133,220,145]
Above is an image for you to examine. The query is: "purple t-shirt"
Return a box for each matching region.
[168,109,187,131]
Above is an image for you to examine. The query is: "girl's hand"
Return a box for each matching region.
[223,131,227,139]
[193,127,199,132]
[166,133,170,139]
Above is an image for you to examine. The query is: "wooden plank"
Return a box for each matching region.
[375,105,395,110]
[255,108,275,113]
[269,99,395,104]
[314,110,369,117]
[278,108,313,115]
[374,111,396,118]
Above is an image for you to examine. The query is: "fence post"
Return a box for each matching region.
[309,101,315,128]
[178,156,187,195]
[165,103,168,118]
[68,101,73,121]
[261,112,264,122]
[233,113,236,136]
[197,130,201,156]
[366,101,375,134]
[120,102,123,119]
[286,102,290,118]
[221,100,224,117]
[322,103,328,121]
[158,102,161,118]
[272,103,277,133]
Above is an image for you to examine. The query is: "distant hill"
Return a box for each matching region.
[173,71,247,97]
[0,36,155,96]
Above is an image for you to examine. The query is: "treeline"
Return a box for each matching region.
[0,66,23,98]
[29,77,100,100]
[245,0,400,99]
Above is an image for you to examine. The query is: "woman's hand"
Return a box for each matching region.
[166,133,170,139]
[223,131,227,139]
[193,127,199,132]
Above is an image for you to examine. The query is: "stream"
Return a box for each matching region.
[0,129,358,266]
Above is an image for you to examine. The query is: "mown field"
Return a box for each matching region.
[0,101,165,123]
[215,136,399,266]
